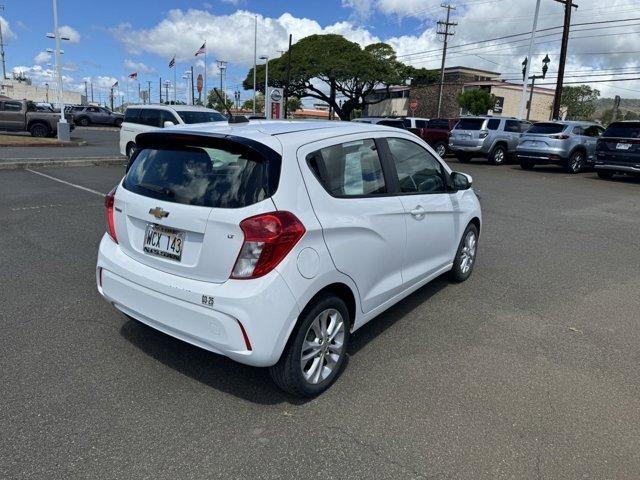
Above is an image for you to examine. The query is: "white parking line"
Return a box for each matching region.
[26,169,105,197]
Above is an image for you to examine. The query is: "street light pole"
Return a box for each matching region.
[260,55,269,119]
[518,0,541,119]
[51,0,69,141]
[0,5,7,80]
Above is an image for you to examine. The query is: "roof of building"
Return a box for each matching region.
[464,80,555,95]
[445,66,501,77]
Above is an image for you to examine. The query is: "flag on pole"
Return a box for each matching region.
[128,72,138,79]
[195,42,206,56]
[169,56,176,68]
[112,80,119,88]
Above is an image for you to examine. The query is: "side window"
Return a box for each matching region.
[386,137,446,194]
[415,120,428,128]
[124,108,141,124]
[505,120,521,133]
[87,107,99,113]
[308,139,387,197]
[139,109,162,127]
[584,126,603,137]
[572,126,585,136]
[3,101,23,112]
[160,110,179,125]
[486,119,500,130]
[520,122,532,132]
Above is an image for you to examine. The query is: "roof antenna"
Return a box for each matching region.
[213,88,248,124]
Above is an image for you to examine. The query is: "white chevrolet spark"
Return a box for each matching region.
[97,120,481,397]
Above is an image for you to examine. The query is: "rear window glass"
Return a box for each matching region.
[528,123,567,134]
[602,122,640,138]
[177,111,226,124]
[123,145,275,208]
[427,119,450,129]
[455,119,484,130]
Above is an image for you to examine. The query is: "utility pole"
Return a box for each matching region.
[551,0,578,120]
[84,80,88,104]
[147,80,151,105]
[436,4,456,118]
[164,81,169,104]
[518,0,541,119]
[159,77,162,103]
[253,15,257,114]
[90,82,94,103]
[190,66,195,106]
[0,5,7,80]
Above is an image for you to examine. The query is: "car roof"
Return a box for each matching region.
[162,119,410,152]
[125,104,221,114]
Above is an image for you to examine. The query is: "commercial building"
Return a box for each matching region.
[363,66,555,122]
[0,76,85,106]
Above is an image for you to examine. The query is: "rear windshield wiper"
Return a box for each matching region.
[135,182,175,197]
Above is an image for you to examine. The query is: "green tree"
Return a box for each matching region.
[242,34,412,120]
[624,110,639,120]
[242,92,265,112]
[287,96,302,113]
[560,85,600,120]
[601,108,614,125]
[457,88,495,116]
[206,89,233,113]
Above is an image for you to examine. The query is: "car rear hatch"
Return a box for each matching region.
[451,118,486,145]
[113,131,282,283]
[518,123,568,151]
[597,122,640,166]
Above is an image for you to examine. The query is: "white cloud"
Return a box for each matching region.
[34,51,52,65]
[341,0,375,19]
[59,25,81,43]
[0,16,15,40]
[124,59,155,74]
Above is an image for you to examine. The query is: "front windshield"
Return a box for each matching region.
[177,111,226,124]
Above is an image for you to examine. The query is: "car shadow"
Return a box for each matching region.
[119,277,450,405]
[582,173,640,185]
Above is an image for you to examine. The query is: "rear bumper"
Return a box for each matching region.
[594,162,640,174]
[97,235,300,367]
[449,143,485,154]
[516,149,568,164]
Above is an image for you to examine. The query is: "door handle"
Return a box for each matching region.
[409,206,426,218]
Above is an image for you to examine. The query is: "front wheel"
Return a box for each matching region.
[448,223,479,283]
[270,295,350,397]
[434,142,447,158]
[597,171,614,179]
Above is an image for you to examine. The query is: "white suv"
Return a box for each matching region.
[97,120,482,397]
[119,104,226,158]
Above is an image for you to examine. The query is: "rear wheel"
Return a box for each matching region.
[597,171,614,179]
[29,123,50,138]
[270,294,350,398]
[448,223,479,283]
[78,116,90,127]
[520,159,535,170]
[434,142,447,158]
[489,144,507,165]
[566,150,585,173]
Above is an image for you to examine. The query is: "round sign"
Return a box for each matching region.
[196,74,203,93]
[270,89,283,102]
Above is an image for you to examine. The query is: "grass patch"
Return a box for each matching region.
[0,134,63,146]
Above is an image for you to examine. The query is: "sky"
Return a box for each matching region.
[1,0,639,106]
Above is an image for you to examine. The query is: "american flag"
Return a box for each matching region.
[169,56,175,68]
[194,42,206,56]
[112,80,119,88]
[128,72,138,79]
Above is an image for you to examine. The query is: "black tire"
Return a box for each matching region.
[597,171,614,179]
[456,153,472,163]
[29,123,50,138]
[565,150,585,174]
[520,159,535,170]
[78,116,90,127]
[448,223,479,283]
[434,142,447,158]
[126,142,136,159]
[269,294,351,398]
[488,144,507,165]
[114,118,123,128]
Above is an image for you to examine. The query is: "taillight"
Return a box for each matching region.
[231,211,305,279]
[550,134,570,140]
[479,131,488,139]
[105,187,118,243]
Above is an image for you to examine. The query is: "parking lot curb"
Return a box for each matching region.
[0,140,88,148]
[0,156,127,170]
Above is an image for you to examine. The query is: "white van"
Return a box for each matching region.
[119,104,226,158]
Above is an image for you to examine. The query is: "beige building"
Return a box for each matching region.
[0,77,85,106]
[463,81,555,121]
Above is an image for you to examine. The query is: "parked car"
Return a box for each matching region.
[401,117,430,129]
[0,98,74,137]
[352,117,406,129]
[594,121,640,179]
[449,116,532,164]
[70,106,124,127]
[119,104,226,158]
[516,121,604,173]
[410,118,458,157]
[98,121,481,397]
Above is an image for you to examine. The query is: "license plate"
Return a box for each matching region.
[616,143,631,150]
[143,224,184,261]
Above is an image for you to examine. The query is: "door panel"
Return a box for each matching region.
[298,137,406,313]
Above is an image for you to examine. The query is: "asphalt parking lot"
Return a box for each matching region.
[1,160,639,479]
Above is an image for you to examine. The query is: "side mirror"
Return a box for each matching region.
[163,121,175,128]
[451,171,472,190]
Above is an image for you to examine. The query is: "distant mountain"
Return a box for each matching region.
[596,97,640,116]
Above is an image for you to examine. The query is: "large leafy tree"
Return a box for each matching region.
[242,34,416,120]
[560,85,600,120]
[457,88,495,116]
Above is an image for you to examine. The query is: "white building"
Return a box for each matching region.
[0,77,85,106]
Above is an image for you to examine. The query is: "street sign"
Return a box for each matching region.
[493,96,504,114]
[269,87,284,119]
[409,99,418,114]
[196,74,203,93]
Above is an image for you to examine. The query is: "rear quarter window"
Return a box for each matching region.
[528,123,566,134]
[123,140,280,208]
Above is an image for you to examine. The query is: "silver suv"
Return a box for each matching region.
[516,121,605,173]
[449,117,532,165]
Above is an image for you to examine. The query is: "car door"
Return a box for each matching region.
[583,125,604,162]
[1,100,25,131]
[298,135,407,314]
[504,120,523,152]
[383,136,457,287]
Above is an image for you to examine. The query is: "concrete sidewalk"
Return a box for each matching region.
[0,156,126,170]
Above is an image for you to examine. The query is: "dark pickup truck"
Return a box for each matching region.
[410,118,458,157]
[0,98,74,137]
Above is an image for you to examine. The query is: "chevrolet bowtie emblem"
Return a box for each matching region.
[149,207,169,219]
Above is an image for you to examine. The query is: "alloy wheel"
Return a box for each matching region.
[300,308,345,385]
[460,231,477,274]
[436,144,447,157]
[570,153,584,173]
[493,148,505,164]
